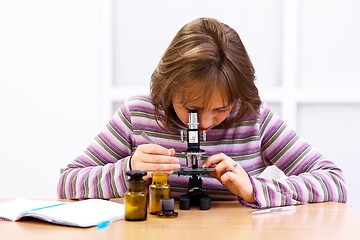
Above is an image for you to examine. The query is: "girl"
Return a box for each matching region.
[58,17,347,208]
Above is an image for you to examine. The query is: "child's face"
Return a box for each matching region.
[172,88,233,132]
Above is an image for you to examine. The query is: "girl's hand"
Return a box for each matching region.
[130,144,180,180]
[202,153,255,203]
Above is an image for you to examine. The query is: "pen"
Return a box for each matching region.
[252,205,296,214]
[97,220,111,230]
[141,132,155,144]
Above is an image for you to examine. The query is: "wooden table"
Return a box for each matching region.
[1,200,359,240]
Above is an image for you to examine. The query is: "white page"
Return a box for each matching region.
[23,199,125,227]
[0,198,61,221]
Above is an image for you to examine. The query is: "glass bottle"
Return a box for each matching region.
[149,172,170,215]
[125,170,147,221]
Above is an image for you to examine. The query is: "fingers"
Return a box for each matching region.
[221,171,255,203]
[220,171,240,185]
[202,153,228,167]
[202,153,242,184]
[144,170,174,180]
[140,161,180,171]
[201,153,255,203]
[219,172,242,197]
[202,153,239,173]
[140,144,175,157]
[131,144,180,173]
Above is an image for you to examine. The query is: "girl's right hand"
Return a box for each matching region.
[130,144,180,180]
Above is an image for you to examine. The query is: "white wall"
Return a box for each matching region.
[1,0,359,214]
[0,0,104,198]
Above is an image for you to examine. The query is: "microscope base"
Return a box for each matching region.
[179,191,211,210]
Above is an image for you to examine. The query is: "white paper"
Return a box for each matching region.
[0,198,125,227]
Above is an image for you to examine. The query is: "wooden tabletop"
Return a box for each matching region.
[1,200,359,240]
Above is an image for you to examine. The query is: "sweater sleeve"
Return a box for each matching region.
[57,103,134,199]
[240,107,348,208]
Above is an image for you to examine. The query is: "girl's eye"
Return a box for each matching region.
[217,108,230,113]
[185,106,199,111]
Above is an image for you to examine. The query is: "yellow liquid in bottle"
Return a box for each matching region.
[149,173,170,215]
[125,170,147,221]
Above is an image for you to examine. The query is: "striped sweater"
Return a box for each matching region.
[57,95,347,208]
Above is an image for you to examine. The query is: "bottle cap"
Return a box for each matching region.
[157,198,178,218]
[126,170,147,181]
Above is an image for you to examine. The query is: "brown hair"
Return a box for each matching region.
[150,17,261,130]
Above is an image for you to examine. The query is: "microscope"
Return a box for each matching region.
[175,110,213,210]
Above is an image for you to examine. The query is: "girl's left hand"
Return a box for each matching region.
[201,153,256,203]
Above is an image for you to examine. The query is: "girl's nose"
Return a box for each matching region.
[198,111,214,130]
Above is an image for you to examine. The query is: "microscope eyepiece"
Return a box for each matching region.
[188,111,199,130]
[186,111,201,152]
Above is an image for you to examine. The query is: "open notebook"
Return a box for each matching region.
[0,198,125,228]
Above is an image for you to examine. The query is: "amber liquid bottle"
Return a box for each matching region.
[149,172,170,215]
[125,170,147,221]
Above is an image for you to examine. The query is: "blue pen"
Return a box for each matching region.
[97,220,112,231]
[20,202,67,215]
